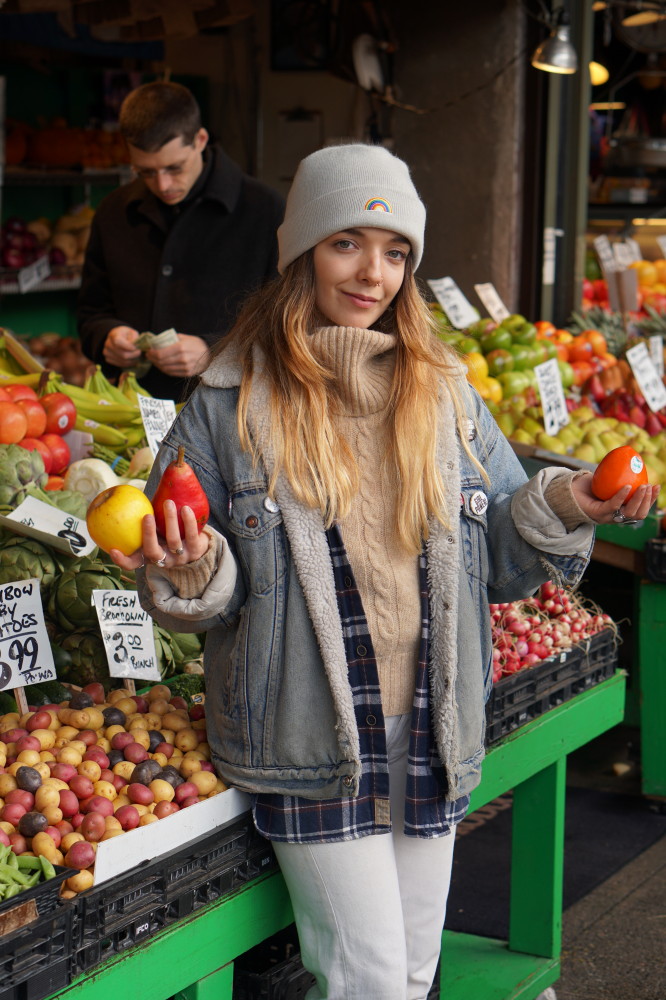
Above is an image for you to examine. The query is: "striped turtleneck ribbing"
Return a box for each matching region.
[309,326,421,717]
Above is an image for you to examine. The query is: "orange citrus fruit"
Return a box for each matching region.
[591,445,648,501]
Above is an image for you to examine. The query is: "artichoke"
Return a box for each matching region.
[0,536,61,600]
[26,485,89,521]
[57,629,111,689]
[0,444,48,507]
[48,555,125,631]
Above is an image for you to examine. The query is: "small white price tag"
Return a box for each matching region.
[613,242,634,269]
[427,277,480,330]
[17,256,51,293]
[626,341,666,412]
[138,395,177,458]
[534,358,569,436]
[473,283,510,323]
[657,236,666,259]
[624,238,642,262]
[92,589,161,682]
[0,497,96,557]
[0,579,56,690]
[594,235,617,272]
[649,335,664,378]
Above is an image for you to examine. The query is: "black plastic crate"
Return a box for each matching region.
[485,628,618,746]
[72,814,257,974]
[233,925,316,1000]
[645,537,666,583]
[0,905,72,1000]
[0,866,69,919]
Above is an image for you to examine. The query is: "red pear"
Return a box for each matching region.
[152,446,209,538]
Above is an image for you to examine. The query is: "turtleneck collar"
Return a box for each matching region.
[309,326,397,417]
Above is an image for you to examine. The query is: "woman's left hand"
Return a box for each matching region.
[571,472,660,525]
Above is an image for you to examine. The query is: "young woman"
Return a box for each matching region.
[114,144,657,1000]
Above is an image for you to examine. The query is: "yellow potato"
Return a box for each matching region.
[65,870,95,893]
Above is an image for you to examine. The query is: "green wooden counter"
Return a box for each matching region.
[45,671,625,1000]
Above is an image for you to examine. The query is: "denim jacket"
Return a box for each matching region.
[137,342,594,802]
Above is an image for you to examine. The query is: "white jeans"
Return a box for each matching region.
[272,714,457,1000]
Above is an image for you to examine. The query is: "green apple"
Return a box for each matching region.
[485,348,514,376]
[480,328,512,354]
[456,337,482,355]
[507,344,533,371]
[497,371,532,396]
[557,361,575,389]
[502,313,527,331]
[512,323,538,346]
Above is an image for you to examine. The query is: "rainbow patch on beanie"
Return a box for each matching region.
[364,197,392,213]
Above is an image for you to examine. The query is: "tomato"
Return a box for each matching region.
[568,336,595,364]
[44,475,65,491]
[534,320,556,338]
[0,400,28,444]
[38,433,70,475]
[40,392,76,435]
[0,387,11,402]
[4,384,38,403]
[571,360,596,387]
[16,398,47,438]
[591,445,648,501]
[19,437,53,473]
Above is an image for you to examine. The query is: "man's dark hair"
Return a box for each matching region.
[119,82,202,151]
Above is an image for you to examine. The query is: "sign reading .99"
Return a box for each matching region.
[0,636,39,689]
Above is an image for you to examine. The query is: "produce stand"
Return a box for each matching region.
[38,671,625,1000]
[515,442,666,802]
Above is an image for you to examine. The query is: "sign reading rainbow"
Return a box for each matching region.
[364,197,392,213]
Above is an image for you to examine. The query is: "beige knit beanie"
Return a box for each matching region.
[277,144,426,273]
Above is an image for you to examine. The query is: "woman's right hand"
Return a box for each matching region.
[109,500,210,571]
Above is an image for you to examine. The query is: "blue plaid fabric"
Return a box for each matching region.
[252,524,469,843]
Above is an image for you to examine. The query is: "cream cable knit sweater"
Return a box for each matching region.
[309,326,420,717]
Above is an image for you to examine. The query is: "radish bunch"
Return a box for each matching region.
[490,581,615,684]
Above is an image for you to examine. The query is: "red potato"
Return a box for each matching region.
[55,820,74,837]
[15,736,42,754]
[82,682,106,705]
[0,802,27,825]
[111,775,127,792]
[45,825,62,848]
[59,789,79,818]
[174,781,199,805]
[199,762,215,772]
[25,711,53,733]
[189,705,206,722]
[99,769,115,783]
[84,748,110,769]
[154,742,174,759]
[77,730,98,748]
[71,812,84,829]
[179,796,199,808]
[51,763,77,783]
[153,800,179,819]
[0,829,10,847]
[64,840,95,870]
[115,805,140,830]
[82,795,114,817]
[133,696,149,714]
[69,774,95,800]
[6,788,34,810]
[110,731,135,751]
[0,729,28,744]
[127,783,154,806]
[80,812,106,842]
[123,743,148,764]
[9,833,27,854]
[169,697,188,713]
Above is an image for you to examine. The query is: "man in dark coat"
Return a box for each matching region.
[78,81,284,401]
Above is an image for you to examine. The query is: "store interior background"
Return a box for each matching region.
[2,0,666,328]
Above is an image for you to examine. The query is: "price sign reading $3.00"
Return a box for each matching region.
[92,590,161,682]
[0,579,56,691]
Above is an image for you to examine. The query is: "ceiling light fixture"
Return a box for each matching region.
[589,60,610,84]
[621,2,666,26]
[531,7,578,74]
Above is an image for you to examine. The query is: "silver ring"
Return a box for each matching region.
[612,509,639,525]
[154,550,167,567]
[170,546,184,556]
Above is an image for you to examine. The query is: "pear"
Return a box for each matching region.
[643,454,666,485]
[572,444,597,465]
[494,413,515,438]
[512,428,535,445]
[151,445,210,538]
[557,426,582,449]
[599,431,626,453]
[536,432,568,455]
[520,416,545,437]
[569,406,596,423]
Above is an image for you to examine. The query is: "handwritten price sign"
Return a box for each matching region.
[0,497,96,557]
[0,580,56,690]
[138,395,177,459]
[626,342,666,412]
[92,590,161,682]
[534,358,569,436]
[427,278,479,330]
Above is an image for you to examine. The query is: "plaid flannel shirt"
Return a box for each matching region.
[252,524,470,843]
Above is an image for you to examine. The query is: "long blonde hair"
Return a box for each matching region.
[209,252,485,554]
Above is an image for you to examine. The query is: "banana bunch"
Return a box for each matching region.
[51,368,147,452]
[118,370,153,405]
